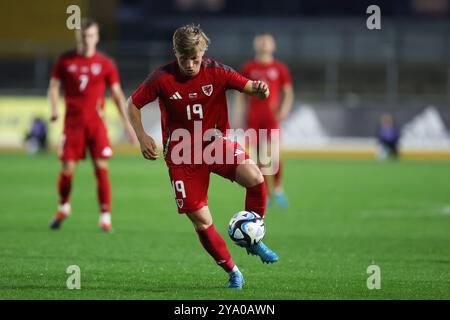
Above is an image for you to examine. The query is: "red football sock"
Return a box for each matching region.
[274,160,283,191]
[245,181,267,219]
[196,224,235,273]
[58,172,72,204]
[95,167,111,213]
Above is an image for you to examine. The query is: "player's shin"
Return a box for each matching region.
[196,224,235,272]
[58,172,72,205]
[274,160,282,191]
[95,167,111,214]
[245,181,267,219]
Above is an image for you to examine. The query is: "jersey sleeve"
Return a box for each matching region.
[50,57,64,80]
[105,59,120,87]
[279,63,292,86]
[224,68,249,92]
[131,70,160,109]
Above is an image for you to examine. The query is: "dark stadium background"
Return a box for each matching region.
[1,0,450,141]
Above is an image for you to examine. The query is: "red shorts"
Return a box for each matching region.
[58,121,112,161]
[167,138,249,214]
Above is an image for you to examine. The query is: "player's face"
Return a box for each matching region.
[254,35,275,56]
[175,49,204,77]
[76,25,99,54]
[381,115,394,127]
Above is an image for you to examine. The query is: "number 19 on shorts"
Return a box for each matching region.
[172,180,186,198]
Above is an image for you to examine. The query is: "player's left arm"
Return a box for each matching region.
[277,64,294,122]
[224,66,269,99]
[110,83,137,144]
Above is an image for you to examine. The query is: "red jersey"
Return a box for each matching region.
[241,59,292,129]
[131,57,249,165]
[51,50,120,126]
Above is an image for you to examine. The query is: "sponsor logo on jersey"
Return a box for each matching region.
[234,149,245,157]
[80,66,89,73]
[68,64,77,73]
[176,199,184,208]
[188,93,198,99]
[91,63,102,75]
[169,92,182,100]
[202,84,213,96]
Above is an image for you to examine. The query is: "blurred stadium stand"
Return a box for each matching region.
[0,0,449,154]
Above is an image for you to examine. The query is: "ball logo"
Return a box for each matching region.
[202,84,213,97]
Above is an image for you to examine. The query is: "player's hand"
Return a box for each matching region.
[277,109,289,123]
[139,134,159,160]
[50,110,59,122]
[253,81,270,99]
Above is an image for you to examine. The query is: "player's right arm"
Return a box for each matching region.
[127,72,161,161]
[126,99,158,160]
[48,78,61,122]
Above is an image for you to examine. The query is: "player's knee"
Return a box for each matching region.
[236,159,264,187]
[94,159,108,170]
[61,161,76,175]
[193,221,212,231]
[190,217,213,231]
[250,169,264,187]
[187,207,213,231]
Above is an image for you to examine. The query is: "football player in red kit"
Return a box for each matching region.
[48,19,135,232]
[127,24,278,289]
[234,34,294,208]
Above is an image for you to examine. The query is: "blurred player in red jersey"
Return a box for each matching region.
[234,34,294,208]
[48,19,135,232]
[127,24,278,289]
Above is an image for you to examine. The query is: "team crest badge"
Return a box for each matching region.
[267,67,279,80]
[202,84,213,96]
[91,63,102,75]
[176,199,184,208]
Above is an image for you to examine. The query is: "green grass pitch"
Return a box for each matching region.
[0,153,449,299]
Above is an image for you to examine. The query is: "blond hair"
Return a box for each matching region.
[173,24,210,57]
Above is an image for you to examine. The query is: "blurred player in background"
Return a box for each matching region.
[48,19,135,232]
[234,34,294,208]
[377,113,401,160]
[127,24,278,289]
[24,117,48,154]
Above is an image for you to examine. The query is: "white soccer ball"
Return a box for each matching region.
[228,211,265,247]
